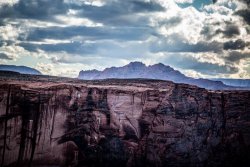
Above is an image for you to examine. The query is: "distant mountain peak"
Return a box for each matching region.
[126,61,146,67]
[78,62,238,90]
[152,62,166,67]
[150,63,172,70]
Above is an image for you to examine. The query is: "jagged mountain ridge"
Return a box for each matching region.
[78,62,234,90]
[0,64,42,75]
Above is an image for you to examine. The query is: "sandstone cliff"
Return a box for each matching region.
[0,77,250,167]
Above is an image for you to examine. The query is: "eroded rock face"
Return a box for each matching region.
[0,80,250,167]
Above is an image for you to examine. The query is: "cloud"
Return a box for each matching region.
[233,0,250,25]
[75,0,165,25]
[223,39,246,50]
[157,16,183,28]
[0,53,12,60]
[0,0,165,27]
[22,25,154,42]
[20,41,97,54]
[157,52,239,75]
[237,0,250,6]
[216,25,240,38]
[0,24,21,41]
[174,0,193,4]
[11,0,66,20]
[150,34,222,53]
[235,9,250,24]
[226,51,250,62]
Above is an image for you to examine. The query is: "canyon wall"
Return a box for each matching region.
[0,80,250,167]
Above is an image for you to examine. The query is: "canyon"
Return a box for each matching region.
[0,73,250,167]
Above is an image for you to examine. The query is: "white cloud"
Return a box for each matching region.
[36,62,103,77]
[0,45,23,61]
[55,15,103,27]
[174,0,193,4]
[65,0,107,7]
[0,0,19,6]
[0,24,21,41]
[181,69,208,78]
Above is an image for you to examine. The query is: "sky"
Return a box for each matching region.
[0,0,249,78]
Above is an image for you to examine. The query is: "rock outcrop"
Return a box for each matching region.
[0,77,250,167]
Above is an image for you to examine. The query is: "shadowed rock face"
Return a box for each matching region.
[0,79,250,167]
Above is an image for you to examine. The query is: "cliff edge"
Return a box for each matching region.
[0,76,250,167]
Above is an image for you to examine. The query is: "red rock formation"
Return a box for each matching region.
[0,78,250,167]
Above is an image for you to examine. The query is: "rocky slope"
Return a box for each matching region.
[78,62,237,90]
[0,75,250,167]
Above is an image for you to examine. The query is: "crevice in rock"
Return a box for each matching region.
[17,91,29,166]
[28,93,41,167]
[1,85,11,167]
[221,92,226,143]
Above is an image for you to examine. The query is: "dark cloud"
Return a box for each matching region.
[235,9,250,25]
[161,54,239,75]
[0,0,66,21]
[0,53,12,60]
[0,40,15,47]
[20,41,97,54]
[150,34,222,53]
[233,0,250,25]
[226,51,250,62]
[15,1,163,43]
[0,4,14,19]
[21,26,154,41]
[223,39,246,50]
[238,0,250,5]
[16,0,66,18]
[216,25,240,38]
[75,0,164,25]
[189,63,238,75]
[0,0,164,26]
[42,0,161,27]
[201,24,241,40]
[0,41,4,47]
[158,16,182,28]
[200,25,218,40]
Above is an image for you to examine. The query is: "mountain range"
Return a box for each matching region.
[78,62,249,90]
[0,64,42,75]
[0,63,249,90]
[211,78,250,88]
